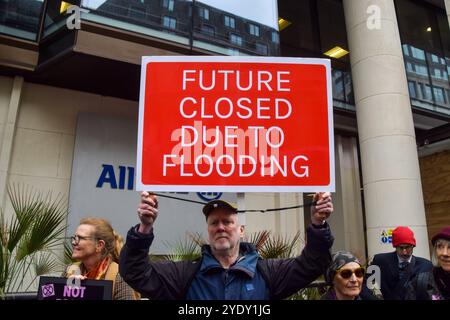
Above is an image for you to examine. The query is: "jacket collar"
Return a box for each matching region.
[199,242,259,278]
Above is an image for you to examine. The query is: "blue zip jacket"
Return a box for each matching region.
[186,243,268,299]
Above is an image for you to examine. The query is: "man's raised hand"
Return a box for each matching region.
[310,192,333,226]
[137,191,158,233]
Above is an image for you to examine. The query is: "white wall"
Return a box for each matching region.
[6,80,138,204]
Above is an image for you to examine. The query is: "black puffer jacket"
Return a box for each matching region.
[405,267,450,300]
[119,223,334,300]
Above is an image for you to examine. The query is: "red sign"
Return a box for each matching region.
[137,57,334,192]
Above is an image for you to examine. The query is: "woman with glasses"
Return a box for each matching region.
[405,226,450,300]
[321,251,367,300]
[64,217,136,300]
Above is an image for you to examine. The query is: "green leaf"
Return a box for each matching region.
[163,233,204,262]
[246,230,270,252]
[0,184,68,296]
[33,252,59,276]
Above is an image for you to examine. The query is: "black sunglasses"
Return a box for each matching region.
[336,267,365,279]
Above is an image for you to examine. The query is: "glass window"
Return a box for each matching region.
[227,48,240,56]
[406,62,413,72]
[344,72,354,104]
[200,24,214,37]
[411,47,426,60]
[408,81,417,98]
[163,0,175,11]
[431,68,448,81]
[431,54,439,63]
[271,31,279,44]
[432,68,441,79]
[256,43,268,55]
[420,84,433,101]
[402,44,410,56]
[1,0,45,40]
[317,0,349,63]
[278,0,317,55]
[192,1,279,56]
[331,69,354,104]
[199,8,209,20]
[433,87,446,103]
[224,16,235,29]
[332,69,345,101]
[437,10,450,58]
[395,0,442,55]
[249,24,260,37]
[433,68,448,80]
[230,33,242,46]
[129,6,145,20]
[415,64,428,76]
[163,16,176,29]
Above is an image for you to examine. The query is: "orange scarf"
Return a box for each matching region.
[82,256,111,280]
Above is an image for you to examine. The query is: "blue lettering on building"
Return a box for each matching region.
[96,164,134,190]
[96,165,224,197]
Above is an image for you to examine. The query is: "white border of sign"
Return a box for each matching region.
[137,56,334,192]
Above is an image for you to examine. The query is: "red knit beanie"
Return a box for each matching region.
[392,226,416,247]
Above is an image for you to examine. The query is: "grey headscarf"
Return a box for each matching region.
[325,251,361,285]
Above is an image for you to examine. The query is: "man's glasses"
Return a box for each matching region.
[70,235,96,245]
[397,245,413,251]
[336,267,365,279]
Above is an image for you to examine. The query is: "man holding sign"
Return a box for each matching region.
[122,56,335,299]
[119,191,333,300]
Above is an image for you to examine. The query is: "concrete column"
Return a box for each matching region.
[343,1,429,259]
[445,0,450,26]
[331,135,366,260]
[0,76,23,208]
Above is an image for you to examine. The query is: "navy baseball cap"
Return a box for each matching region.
[202,200,238,217]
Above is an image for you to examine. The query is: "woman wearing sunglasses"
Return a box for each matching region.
[322,251,367,300]
[64,217,136,300]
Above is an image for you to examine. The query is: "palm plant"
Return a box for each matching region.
[163,233,204,262]
[255,231,302,259]
[0,184,68,297]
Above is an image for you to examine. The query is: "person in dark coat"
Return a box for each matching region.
[361,226,432,300]
[119,191,334,300]
[321,251,367,300]
[405,226,450,300]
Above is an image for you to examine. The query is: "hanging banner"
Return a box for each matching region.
[137,56,334,192]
